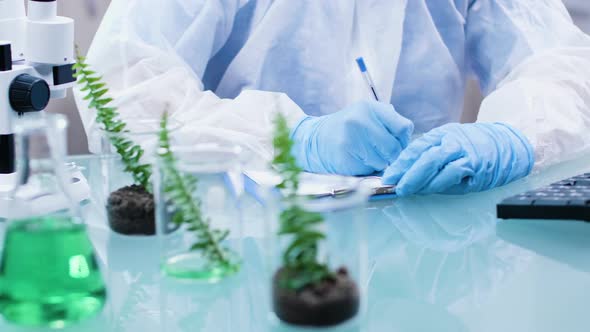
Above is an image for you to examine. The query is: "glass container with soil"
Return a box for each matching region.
[0,114,106,328]
[268,179,371,330]
[99,119,182,236]
[153,142,244,282]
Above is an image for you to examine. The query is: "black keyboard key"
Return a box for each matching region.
[563,192,586,198]
[548,193,567,198]
[543,188,562,193]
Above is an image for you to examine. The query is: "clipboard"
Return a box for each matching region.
[243,170,396,202]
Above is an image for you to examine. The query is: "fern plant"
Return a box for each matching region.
[157,112,238,270]
[74,52,151,190]
[272,114,332,290]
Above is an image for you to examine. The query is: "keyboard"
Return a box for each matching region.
[497,173,590,222]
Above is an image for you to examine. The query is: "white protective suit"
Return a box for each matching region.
[76,0,590,169]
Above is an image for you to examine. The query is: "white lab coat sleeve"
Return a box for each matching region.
[73,0,305,163]
[466,0,590,170]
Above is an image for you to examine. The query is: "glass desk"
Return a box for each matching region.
[2,154,590,332]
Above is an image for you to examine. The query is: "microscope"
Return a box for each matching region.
[0,0,89,217]
[0,0,75,172]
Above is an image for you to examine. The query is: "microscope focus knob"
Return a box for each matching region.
[9,74,51,113]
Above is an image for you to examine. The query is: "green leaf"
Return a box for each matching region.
[72,62,85,70]
[90,83,106,90]
[96,97,113,106]
[93,89,109,99]
[170,212,182,225]
[100,107,116,116]
[190,242,210,251]
[110,122,125,132]
[85,76,102,84]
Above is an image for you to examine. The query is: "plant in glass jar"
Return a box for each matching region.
[74,53,155,235]
[155,112,240,280]
[271,114,360,327]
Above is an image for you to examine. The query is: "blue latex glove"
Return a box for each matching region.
[291,101,414,176]
[383,123,535,196]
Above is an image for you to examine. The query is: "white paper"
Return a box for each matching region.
[244,170,395,197]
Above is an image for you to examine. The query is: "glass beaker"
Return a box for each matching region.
[266,177,371,330]
[153,143,244,282]
[98,118,182,236]
[0,114,106,328]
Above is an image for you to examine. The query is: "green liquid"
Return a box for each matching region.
[163,252,240,282]
[0,216,106,328]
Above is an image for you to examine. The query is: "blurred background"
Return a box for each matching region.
[54,0,590,155]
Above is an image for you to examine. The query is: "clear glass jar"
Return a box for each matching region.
[97,118,182,236]
[0,114,106,328]
[153,143,244,282]
[159,275,246,331]
[266,177,371,330]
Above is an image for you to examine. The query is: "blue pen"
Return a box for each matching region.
[356,57,380,101]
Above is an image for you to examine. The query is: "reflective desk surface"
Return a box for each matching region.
[2,154,590,332]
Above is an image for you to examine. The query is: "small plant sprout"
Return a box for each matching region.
[157,112,239,271]
[272,114,333,290]
[74,49,151,190]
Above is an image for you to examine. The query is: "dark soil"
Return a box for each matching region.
[106,185,155,235]
[273,267,360,327]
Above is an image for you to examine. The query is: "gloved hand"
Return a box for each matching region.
[291,101,414,176]
[382,123,535,195]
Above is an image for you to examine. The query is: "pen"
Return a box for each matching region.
[355,57,380,101]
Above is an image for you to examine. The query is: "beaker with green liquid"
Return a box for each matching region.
[153,143,244,282]
[0,114,106,328]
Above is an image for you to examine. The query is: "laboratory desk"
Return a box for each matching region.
[1,154,590,332]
